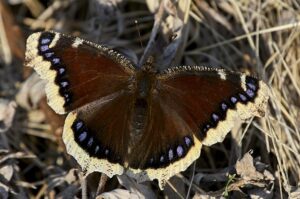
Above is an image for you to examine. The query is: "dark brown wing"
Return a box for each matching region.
[157,66,269,146]
[25,31,135,114]
[127,66,268,189]
[63,91,134,177]
[25,31,135,177]
[127,92,202,189]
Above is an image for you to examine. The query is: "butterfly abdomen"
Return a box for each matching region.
[129,98,148,145]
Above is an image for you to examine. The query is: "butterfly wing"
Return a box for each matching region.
[127,93,203,189]
[63,91,134,177]
[127,66,269,189]
[25,31,136,176]
[158,66,269,146]
[25,31,135,114]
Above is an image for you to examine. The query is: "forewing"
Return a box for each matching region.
[25,31,135,114]
[158,66,269,146]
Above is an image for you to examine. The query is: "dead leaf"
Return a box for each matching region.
[115,175,156,199]
[65,169,80,184]
[0,165,13,181]
[16,73,46,110]
[98,188,137,199]
[289,186,300,199]
[235,152,264,181]
[159,0,190,69]
[0,165,14,199]
[0,99,16,133]
[0,0,25,64]
[146,0,159,13]
[0,182,9,199]
[247,185,274,199]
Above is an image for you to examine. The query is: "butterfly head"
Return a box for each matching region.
[141,55,156,72]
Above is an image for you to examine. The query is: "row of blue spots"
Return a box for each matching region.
[71,119,121,164]
[245,76,258,99]
[198,76,259,140]
[38,33,72,107]
[143,135,194,169]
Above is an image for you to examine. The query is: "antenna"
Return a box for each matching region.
[135,20,144,50]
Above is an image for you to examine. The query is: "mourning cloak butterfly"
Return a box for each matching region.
[25,31,269,189]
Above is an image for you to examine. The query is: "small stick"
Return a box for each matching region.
[80,171,87,199]
[135,20,144,50]
[186,161,196,199]
[96,173,109,196]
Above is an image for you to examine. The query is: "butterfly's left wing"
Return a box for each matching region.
[25,31,135,114]
[25,31,136,178]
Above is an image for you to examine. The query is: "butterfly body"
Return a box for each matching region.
[25,31,269,189]
[128,69,156,154]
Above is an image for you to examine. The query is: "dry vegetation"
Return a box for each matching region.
[0,0,299,198]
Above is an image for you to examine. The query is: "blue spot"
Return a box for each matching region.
[231,96,238,104]
[105,149,109,155]
[206,124,211,129]
[160,155,164,163]
[246,89,255,98]
[95,145,100,154]
[247,82,256,91]
[64,93,71,103]
[58,67,66,76]
[221,102,228,111]
[168,149,174,160]
[239,93,247,102]
[184,136,192,147]
[87,137,93,147]
[150,158,154,164]
[176,145,184,157]
[60,81,69,88]
[40,45,49,52]
[52,57,60,64]
[44,52,54,58]
[202,127,207,132]
[64,93,70,99]
[78,131,87,142]
[41,38,51,44]
[75,121,83,131]
[212,113,219,122]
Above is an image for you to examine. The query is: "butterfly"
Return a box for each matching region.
[25,31,269,189]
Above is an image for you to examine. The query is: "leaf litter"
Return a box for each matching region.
[0,0,299,198]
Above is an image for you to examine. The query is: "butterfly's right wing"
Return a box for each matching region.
[127,92,203,189]
[127,66,269,189]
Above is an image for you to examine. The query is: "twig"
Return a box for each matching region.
[186,161,196,199]
[80,172,87,199]
[0,9,12,64]
[138,0,165,67]
[96,173,108,196]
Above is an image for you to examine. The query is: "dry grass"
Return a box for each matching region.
[0,0,299,198]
